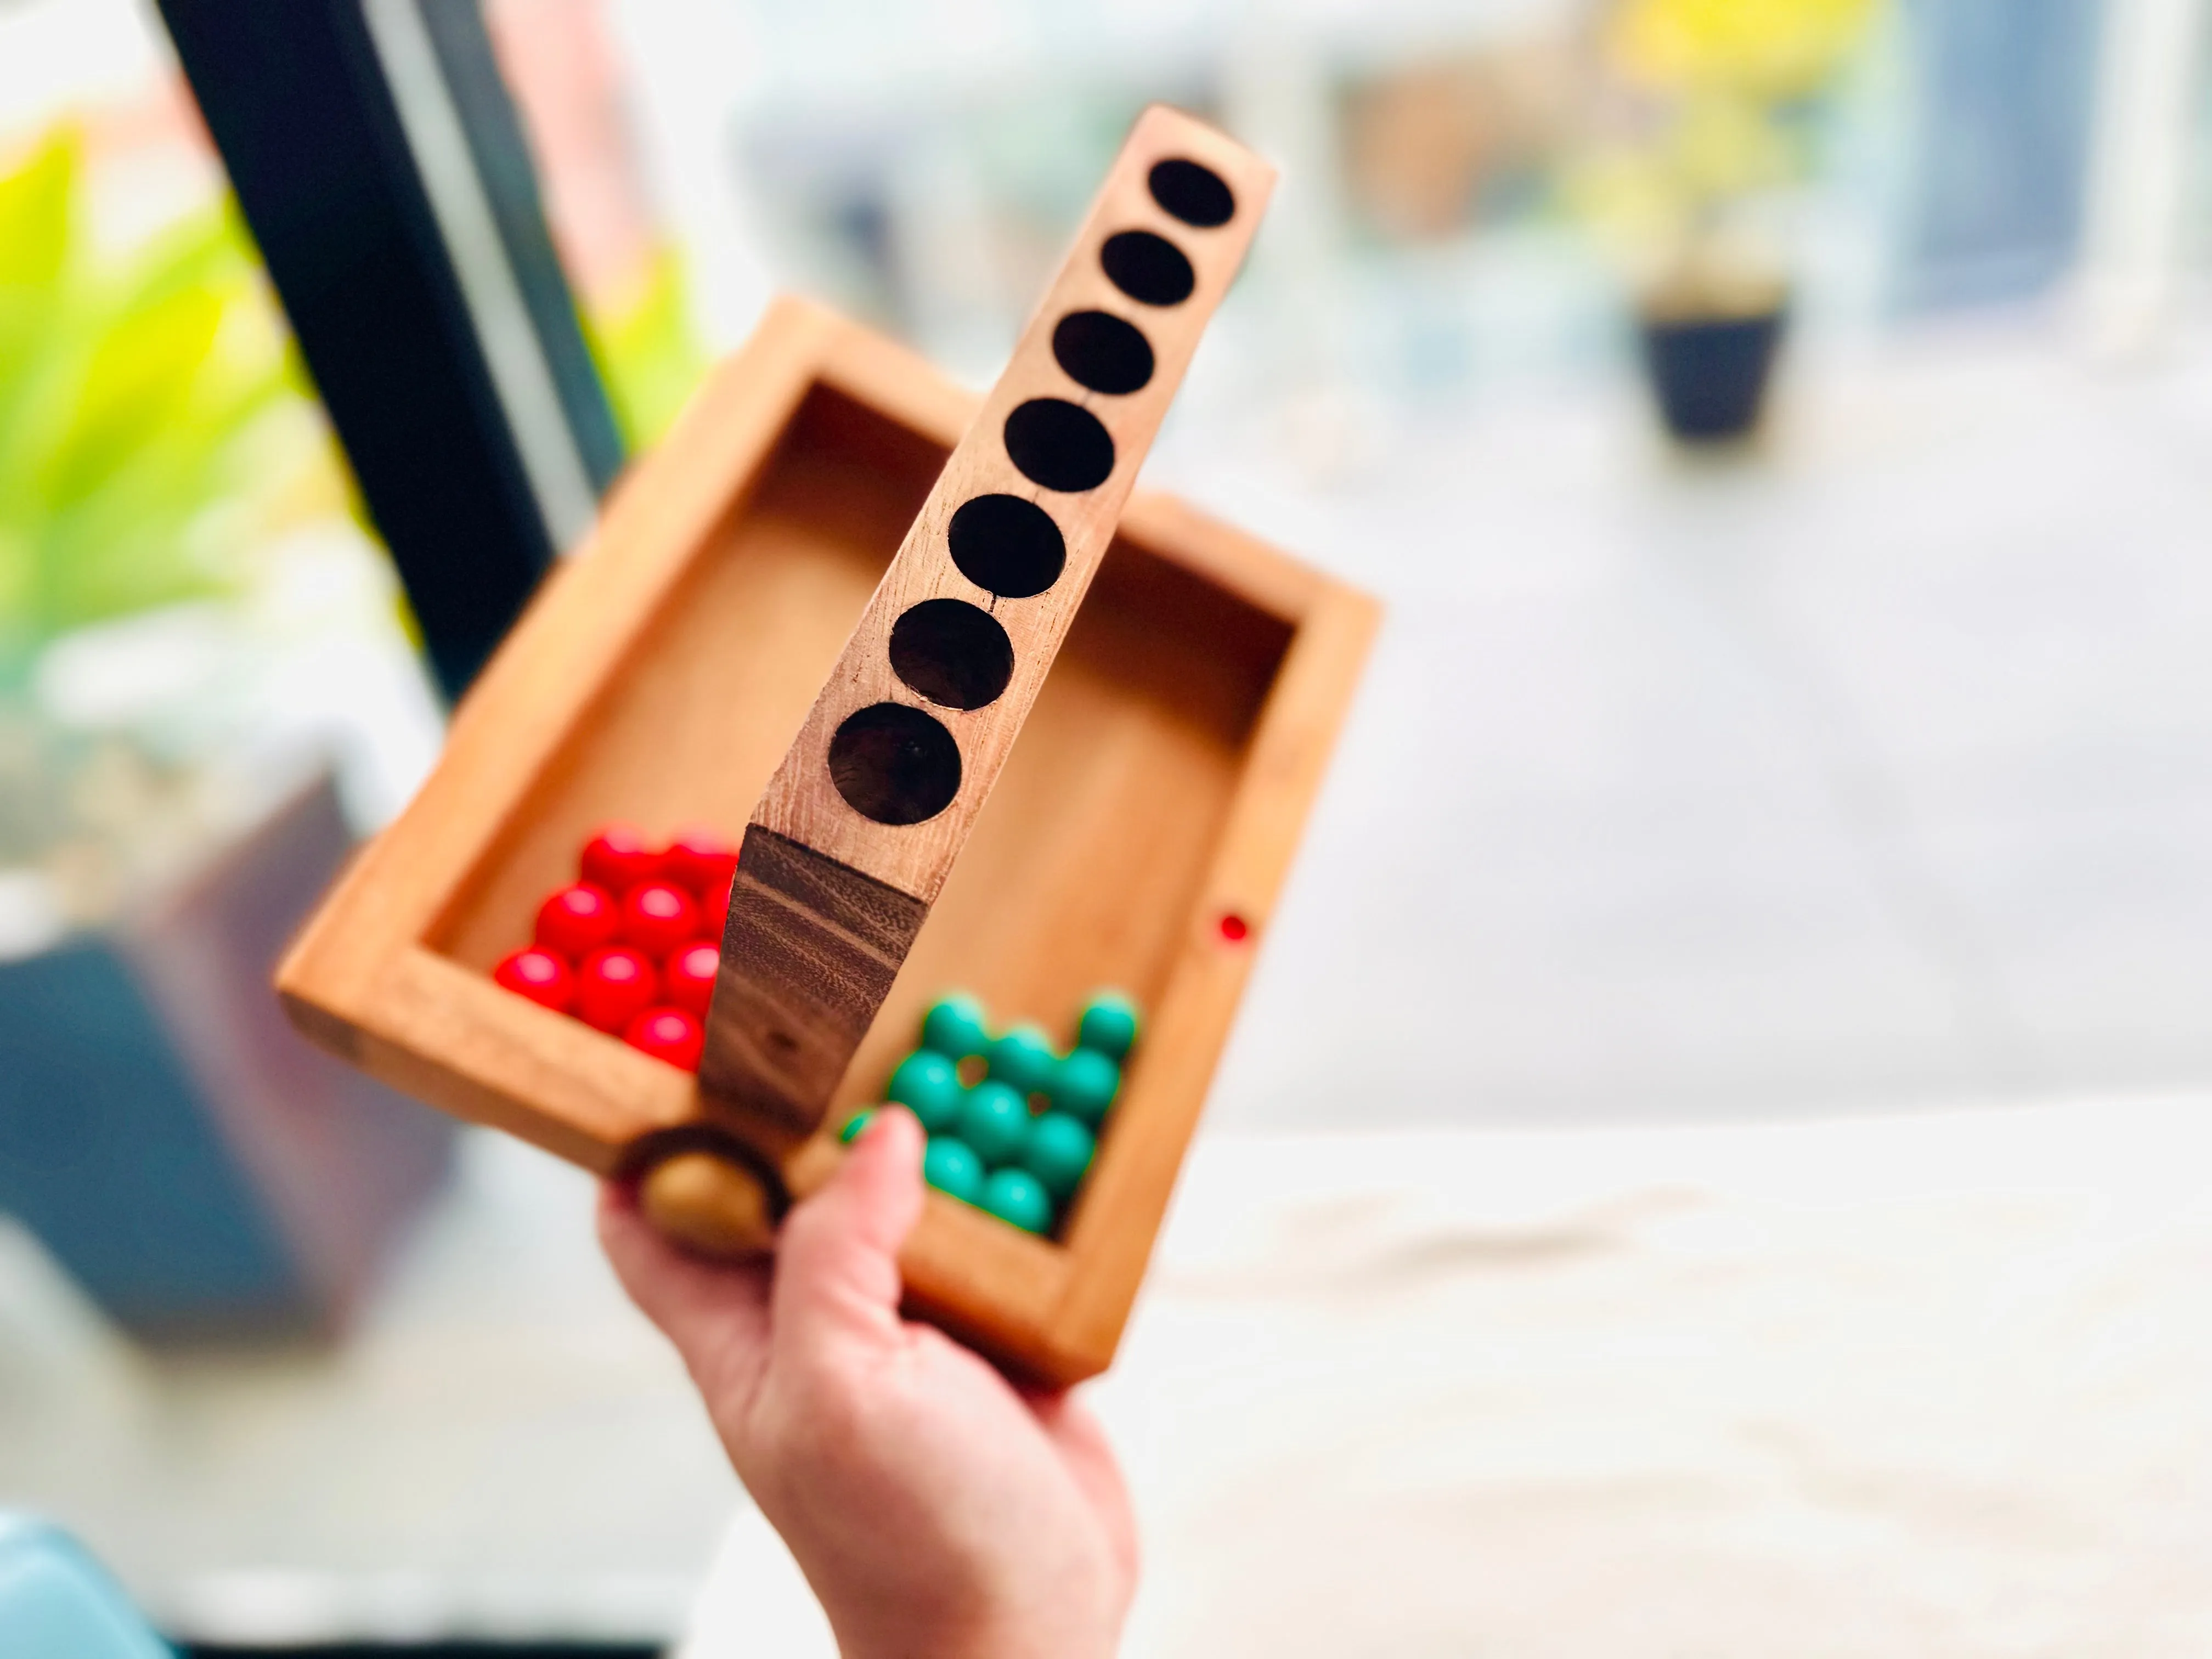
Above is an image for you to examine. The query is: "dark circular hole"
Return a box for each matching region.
[1003,398,1115,493]
[888,598,1014,710]
[1099,229,1194,307]
[1052,310,1154,396]
[947,494,1065,599]
[828,703,962,826]
[1148,157,1235,228]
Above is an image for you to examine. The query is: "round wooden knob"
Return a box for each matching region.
[639,1150,777,1260]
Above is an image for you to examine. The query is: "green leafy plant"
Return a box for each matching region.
[1,121,710,691]
[587,244,708,454]
[0,127,332,685]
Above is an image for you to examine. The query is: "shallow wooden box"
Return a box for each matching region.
[279,297,1375,1383]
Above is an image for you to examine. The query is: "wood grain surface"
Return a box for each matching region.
[698,826,928,1136]
[703,105,1277,1137]
[274,290,1378,1384]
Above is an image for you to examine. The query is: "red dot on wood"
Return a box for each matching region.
[1217,911,1250,943]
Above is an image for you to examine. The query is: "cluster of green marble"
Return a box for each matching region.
[842,989,1141,1235]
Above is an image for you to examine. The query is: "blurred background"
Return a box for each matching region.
[3,0,2211,1652]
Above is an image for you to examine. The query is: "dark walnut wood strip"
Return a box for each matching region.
[698,826,928,1136]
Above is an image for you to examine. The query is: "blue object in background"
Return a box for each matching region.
[0,776,453,1342]
[0,1515,172,1659]
[0,941,303,1334]
[1899,0,2106,310]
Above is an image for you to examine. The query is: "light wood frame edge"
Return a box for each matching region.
[1041,575,1380,1378]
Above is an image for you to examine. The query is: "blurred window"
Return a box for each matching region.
[1895,0,2106,309]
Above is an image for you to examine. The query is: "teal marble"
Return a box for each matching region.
[957,1080,1032,1167]
[988,1023,1059,1098]
[980,1167,1053,1234]
[1051,1047,1120,1126]
[887,1048,964,1133]
[919,993,992,1060]
[922,1136,985,1203]
[1020,1112,1094,1201]
[1075,989,1141,1059]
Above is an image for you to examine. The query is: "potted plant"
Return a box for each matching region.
[0,127,460,1338]
[1571,0,1878,444]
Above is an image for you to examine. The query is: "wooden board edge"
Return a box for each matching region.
[900,1195,1073,1368]
[1043,577,1382,1374]
[1115,490,1328,625]
[736,1111,1073,1368]
[287,938,1075,1361]
[365,947,698,1171]
[811,316,979,451]
[275,297,844,1022]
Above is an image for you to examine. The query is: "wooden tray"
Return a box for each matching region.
[278,296,1376,1383]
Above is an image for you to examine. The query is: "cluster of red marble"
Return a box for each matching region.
[489,826,738,1070]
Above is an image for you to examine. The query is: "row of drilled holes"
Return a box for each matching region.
[826,157,1239,828]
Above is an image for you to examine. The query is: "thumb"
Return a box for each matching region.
[772,1104,926,1351]
[598,1182,774,1402]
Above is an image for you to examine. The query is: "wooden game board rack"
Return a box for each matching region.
[278,294,1376,1384]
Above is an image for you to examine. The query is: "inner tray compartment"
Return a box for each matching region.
[428,379,1290,1210]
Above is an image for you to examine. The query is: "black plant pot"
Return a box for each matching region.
[1639,306,1787,445]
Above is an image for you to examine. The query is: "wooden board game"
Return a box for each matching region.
[277,110,1376,1384]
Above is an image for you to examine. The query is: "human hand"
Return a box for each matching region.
[599,1107,1137,1659]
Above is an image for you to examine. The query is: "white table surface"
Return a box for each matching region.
[6,1094,2208,1652]
[689,1093,2212,1657]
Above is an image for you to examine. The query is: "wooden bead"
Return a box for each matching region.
[620,880,699,958]
[887,1049,964,1134]
[920,993,992,1060]
[1021,1111,1095,1201]
[624,1006,703,1070]
[661,829,738,900]
[665,941,719,1016]
[958,1079,1032,1167]
[1076,990,1141,1059]
[492,946,573,1012]
[534,882,618,958]
[576,946,657,1032]
[981,1167,1053,1234]
[1052,1048,1120,1126]
[581,824,661,895]
[922,1136,985,1203]
[988,1023,1058,1097]
[639,1150,775,1259]
[704,870,735,937]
